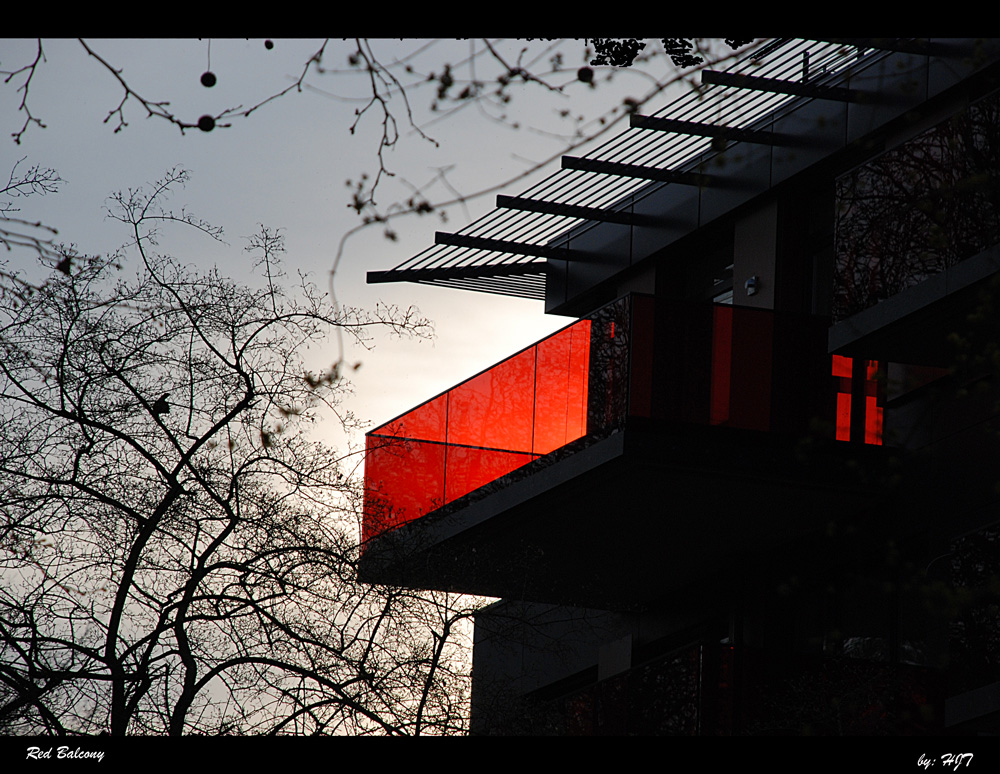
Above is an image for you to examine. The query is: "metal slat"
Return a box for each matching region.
[426,276,546,299]
[434,232,584,261]
[368,262,546,284]
[366,39,906,298]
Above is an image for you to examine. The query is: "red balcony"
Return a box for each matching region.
[363,295,885,552]
[363,318,593,543]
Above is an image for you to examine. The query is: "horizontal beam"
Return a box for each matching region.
[368,262,546,284]
[497,194,660,226]
[701,69,856,102]
[434,232,584,261]
[562,155,711,186]
[630,114,786,145]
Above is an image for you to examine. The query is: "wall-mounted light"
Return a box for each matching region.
[745,275,758,296]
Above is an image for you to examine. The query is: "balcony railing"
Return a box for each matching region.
[363,295,883,544]
[363,316,595,543]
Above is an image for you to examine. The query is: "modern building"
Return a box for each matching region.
[361,39,1000,734]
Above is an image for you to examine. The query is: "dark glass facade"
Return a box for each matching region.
[834,89,1000,321]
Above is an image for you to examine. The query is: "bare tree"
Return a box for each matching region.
[1,156,67,302]
[0,168,480,735]
[2,39,760,256]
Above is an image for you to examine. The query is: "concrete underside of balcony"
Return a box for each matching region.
[359,421,907,611]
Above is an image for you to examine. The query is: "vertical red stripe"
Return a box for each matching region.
[710,306,732,425]
[836,392,852,441]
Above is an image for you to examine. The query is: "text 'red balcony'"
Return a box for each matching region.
[363,319,593,543]
[363,295,884,545]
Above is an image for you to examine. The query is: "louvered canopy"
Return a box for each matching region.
[366,39,906,301]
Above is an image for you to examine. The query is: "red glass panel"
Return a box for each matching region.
[831,356,883,445]
[445,446,537,503]
[833,355,854,441]
[832,354,853,378]
[866,395,883,445]
[364,319,594,543]
[836,392,852,441]
[865,361,883,445]
[447,348,535,453]
[533,321,591,454]
[363,434,445,542]
[567,322,591,437]
[378,393,448,443]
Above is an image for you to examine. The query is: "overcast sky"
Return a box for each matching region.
[1,38,694,459]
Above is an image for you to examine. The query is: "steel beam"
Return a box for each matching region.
[630,114,786,145]
[497,194,659,226]
[561,155,710,186]
[701,69,856,102]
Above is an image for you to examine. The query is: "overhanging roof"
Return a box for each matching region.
[367,38,890,300]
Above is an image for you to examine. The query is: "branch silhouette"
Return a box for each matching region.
[0,169,475,735]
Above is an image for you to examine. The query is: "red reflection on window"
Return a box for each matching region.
[363,319,592,543]
[831,355,883,445]
[833,355,853,441]
[865,360,883,445]
[866,395,883,445]
[831,354,853,378]
[836,392,852,441]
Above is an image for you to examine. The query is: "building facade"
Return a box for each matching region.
[361,39,1000,734]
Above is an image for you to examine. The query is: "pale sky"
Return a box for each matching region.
[1,38,695,462]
